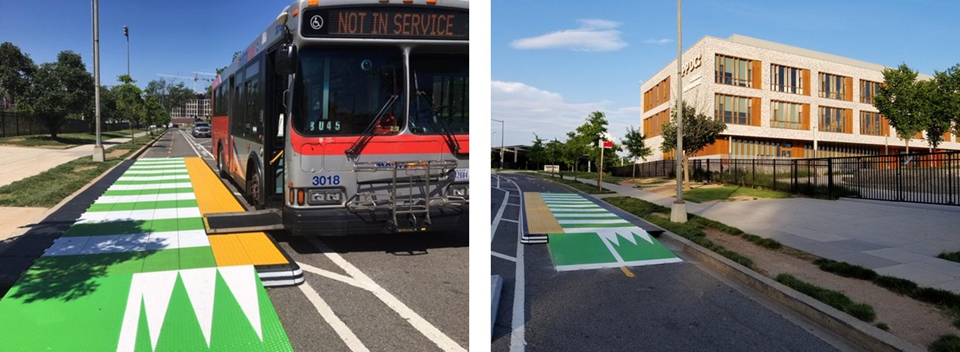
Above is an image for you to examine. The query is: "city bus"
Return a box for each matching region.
[210,0,469,236]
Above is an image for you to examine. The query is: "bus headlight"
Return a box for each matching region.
[308,189,344,205]
[448,184,469,198]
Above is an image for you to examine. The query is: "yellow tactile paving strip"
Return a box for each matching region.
[524,192,564,234]
[185,157,288,266]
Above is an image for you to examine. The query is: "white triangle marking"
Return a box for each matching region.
[180,268,217,347]
[219,265,263,340]
[116,270,179,352]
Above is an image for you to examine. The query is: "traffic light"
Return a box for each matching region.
[123,26,128,38]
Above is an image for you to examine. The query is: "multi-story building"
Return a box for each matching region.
[171,95,211,121]
[640,34,959,161]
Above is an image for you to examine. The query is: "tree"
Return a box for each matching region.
[528,134,547,171]
[623,125,652,180]
[0,42,35,109]
[933,64,960,144]
[143,96,169,134]
[660,101,727,188]
[562,131,587,171]
[545,138,563,172]
[113,74,144,142]
[19,51,93,138]
[874,64,928,153]
[922,78,952,149]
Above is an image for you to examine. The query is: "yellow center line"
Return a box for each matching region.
[620,266,635,278]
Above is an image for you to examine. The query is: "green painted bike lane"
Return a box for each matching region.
[0,158,293,352]
[540,193,682,271]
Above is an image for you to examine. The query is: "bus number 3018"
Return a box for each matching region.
[312,175,341,186]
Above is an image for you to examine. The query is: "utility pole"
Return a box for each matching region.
[493,119,505,170]
[124,25,134,142]
[670,0,688,223]
[91,0,104,161]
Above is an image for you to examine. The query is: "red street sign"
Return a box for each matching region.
[602,141,613,148]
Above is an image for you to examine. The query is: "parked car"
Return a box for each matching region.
[192,122,211,138]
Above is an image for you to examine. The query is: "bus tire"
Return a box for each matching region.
[217,146,228,178]
[247,165,263,209]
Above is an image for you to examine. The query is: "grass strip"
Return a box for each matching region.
[929,334,960,352]
[0,132,160,207]
[683,185,792,203]
[938,250,960,264]
[522,172,614,194]
[813,258,879,281]
[603,196,754,269]
[775,274,876,323]
[553,171,628,185]
[0,130,141,148]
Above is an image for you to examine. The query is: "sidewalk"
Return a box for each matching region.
[559,174,960,293]
[0,132,149,188]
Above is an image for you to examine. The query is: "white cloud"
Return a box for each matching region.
[509,19,627,52]
[491,81,640,152]
[642,38,674,45]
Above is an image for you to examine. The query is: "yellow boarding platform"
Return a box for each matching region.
[524,192,563,235]
[185,158,289,267]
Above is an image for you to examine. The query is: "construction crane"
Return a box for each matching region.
[156,73,215,92]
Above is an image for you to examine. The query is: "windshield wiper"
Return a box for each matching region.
[413,71,461,156]
[345,94,399,157]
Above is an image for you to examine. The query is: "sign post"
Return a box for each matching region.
[599,140,613,193]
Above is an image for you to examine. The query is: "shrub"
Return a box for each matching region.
[913,287,960,308]
[929,334,960,352]
[813,259,879,281]
[743,234,782,249]
[874,322,889,331]
[938,251,960,264]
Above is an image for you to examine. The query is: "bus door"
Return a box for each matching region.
[263,49,287,207]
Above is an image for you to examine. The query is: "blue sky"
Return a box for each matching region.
[0,0,286,91]
[492,0,960,151]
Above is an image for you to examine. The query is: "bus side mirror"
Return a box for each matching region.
[276,44,297,75]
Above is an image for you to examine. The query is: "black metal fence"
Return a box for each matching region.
[0,110,130,138]
[611,152,960,206]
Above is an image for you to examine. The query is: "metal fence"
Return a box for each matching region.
[612,152,960,206]
[0,110,130,138]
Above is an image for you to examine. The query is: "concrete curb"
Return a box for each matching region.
[654,228,924,352]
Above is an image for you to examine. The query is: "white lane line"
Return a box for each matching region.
[298,281,370,352]
[556,219,631,225]
[491,252,517,262]
[505,176,526,352]
[306,237,466,352]
[179,130,204,158]
[108,182,193,191]
[299,262,369,291]
[491,188,509,243]
[94,193,196,204]
[500,218,518,224]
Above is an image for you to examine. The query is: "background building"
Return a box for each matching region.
[640,34,959,161]
[170,93,210,123]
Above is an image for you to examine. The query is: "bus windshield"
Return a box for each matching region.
[294,47,405,136]
[409,52,468,135]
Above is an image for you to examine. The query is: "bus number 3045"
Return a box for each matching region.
[312,175,341,186]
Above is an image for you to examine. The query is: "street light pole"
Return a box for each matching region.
[670,0,688,223]
[492,119,505,170]
[124,25,130,76]
[91,0,104,161]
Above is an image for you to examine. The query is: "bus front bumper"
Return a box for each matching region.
[282,204,468,236]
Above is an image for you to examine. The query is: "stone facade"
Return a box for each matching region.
[640,34,959,161]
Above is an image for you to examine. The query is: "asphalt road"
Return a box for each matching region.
[148,129,470,351]
[491,173,856,352]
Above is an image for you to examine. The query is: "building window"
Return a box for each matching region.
[860,111,885,136]
[819,106,849,133]
[643,108,670,137]
[643,77,670,112]
[861,80,882,104]
[715,54,753,87]
[770,101,803,130]
[770,64,804,94]
[819,72,849,100]
[715,93,753,125]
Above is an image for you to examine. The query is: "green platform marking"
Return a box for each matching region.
[541,192,681,271]
[0,157,294,351]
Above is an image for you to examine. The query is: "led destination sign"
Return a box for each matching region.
[301,7,468,39]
